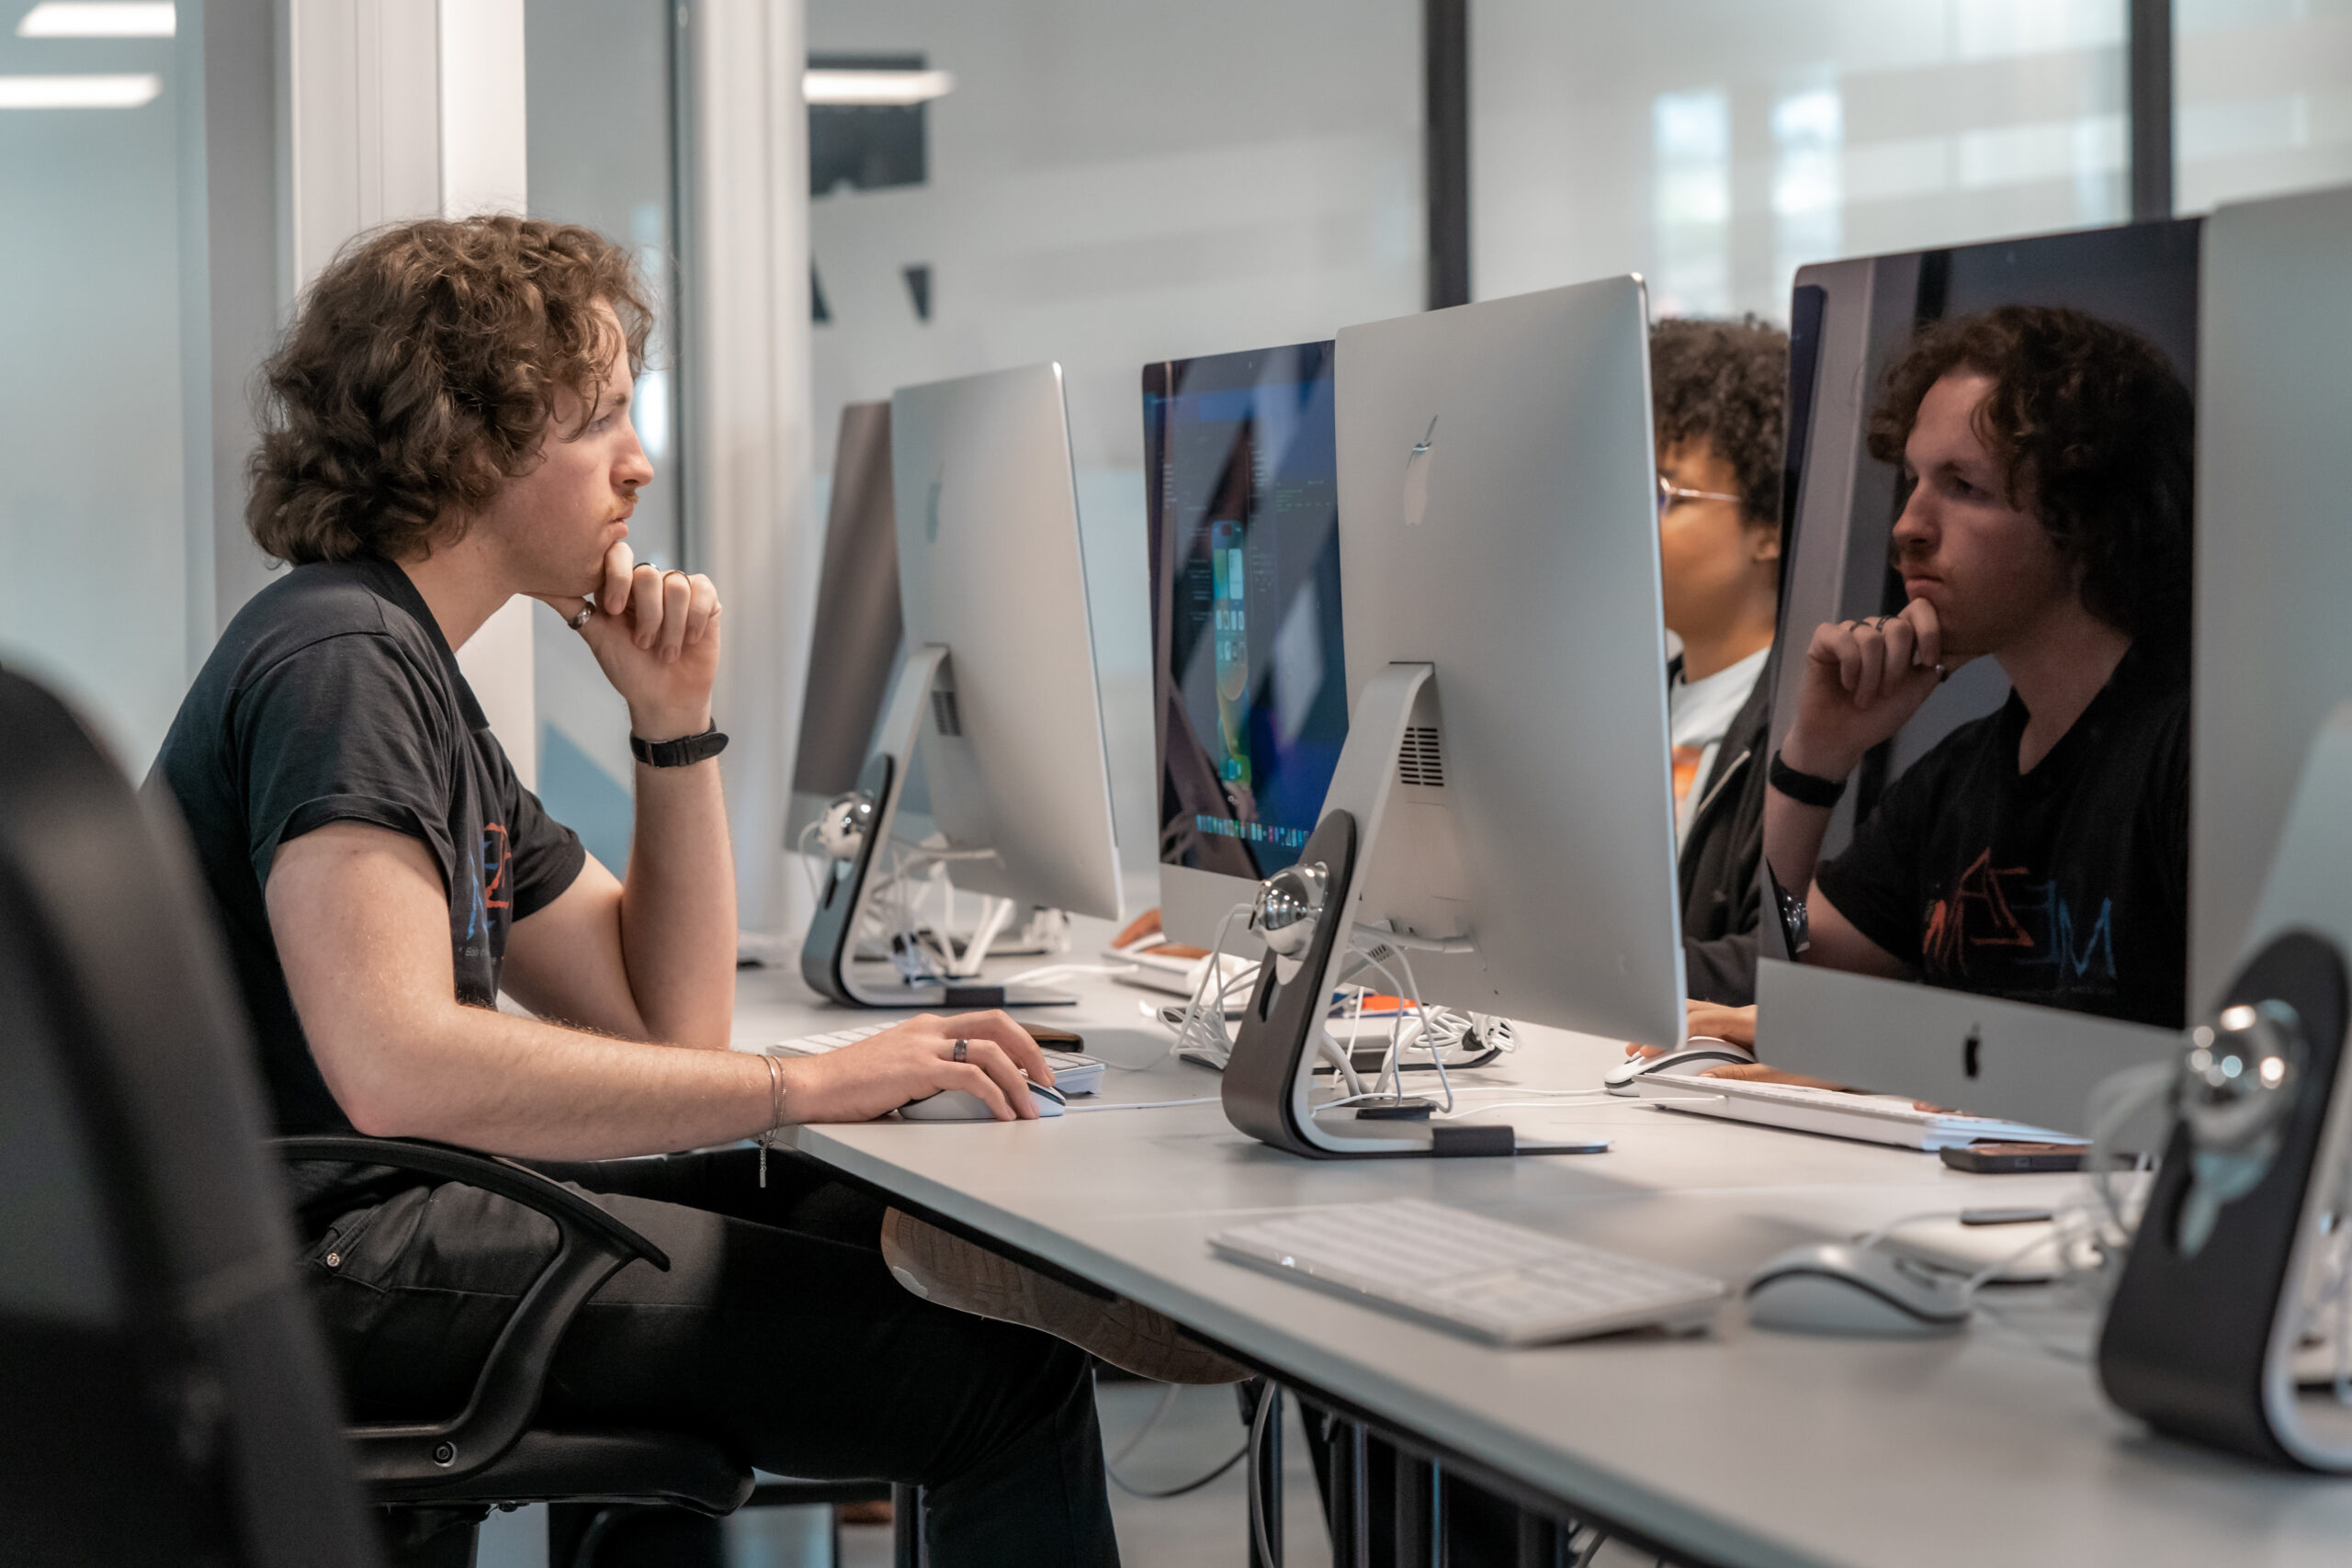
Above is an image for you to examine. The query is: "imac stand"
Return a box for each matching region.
[2098,703,2352,1468]
[1222,664,1519,1158]
[798,645,1078,1010]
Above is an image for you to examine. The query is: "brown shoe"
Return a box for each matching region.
[880,1208,1249,1385]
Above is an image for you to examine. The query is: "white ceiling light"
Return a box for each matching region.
[0,72,162,107]
[17,3,177,37]
[803,68,954,107]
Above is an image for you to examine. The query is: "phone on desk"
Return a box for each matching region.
[1939,1142,2087,1174]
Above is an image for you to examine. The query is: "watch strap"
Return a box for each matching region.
[1768,750,1847,809]
[631,723,729,769]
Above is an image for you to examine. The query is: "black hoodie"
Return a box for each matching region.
[1671,652,1773,1004]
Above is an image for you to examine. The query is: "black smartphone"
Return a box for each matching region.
[1939,1142,2086,1174]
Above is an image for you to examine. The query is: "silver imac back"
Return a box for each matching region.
[1221,276,1686,1158]
[889,364,1123,922]
[1332,275,1684,1042]
[1756,220,2202,1131]
[2194,185,2352,1005]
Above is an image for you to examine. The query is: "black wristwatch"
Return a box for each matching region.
[1768,750,1847,809]
[631,722,729,769]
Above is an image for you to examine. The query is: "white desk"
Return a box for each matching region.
[731,944,2352,1568]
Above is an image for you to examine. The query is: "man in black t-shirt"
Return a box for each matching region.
[148,217,1120,1566]
[1758,305,2195,1036]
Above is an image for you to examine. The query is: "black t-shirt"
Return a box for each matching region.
[1814,641,2189,1029]
[146,554,585,1144]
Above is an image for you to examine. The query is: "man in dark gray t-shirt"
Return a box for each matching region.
[149,215,1119,1567]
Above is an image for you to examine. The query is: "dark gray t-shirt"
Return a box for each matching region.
[147,554,584,1150]
[1815,640,2189,1029]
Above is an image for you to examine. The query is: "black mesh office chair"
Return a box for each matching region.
[0,668,916,1567]
[0,666,382,1567]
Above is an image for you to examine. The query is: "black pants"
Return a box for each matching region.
[303,1147,1120,1568]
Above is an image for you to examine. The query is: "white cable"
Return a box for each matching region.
[995,961,1139,987]
[1960,1213,2100,1296]
[1064,1096,1225,1112]
[1166,902,1258,1068]
[1433,1097,1610,1122]
[795,819,828,908]
[1856,1210,1970,1251]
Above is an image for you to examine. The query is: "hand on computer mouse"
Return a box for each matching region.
[775,1010,1057,1123]
[1623,999,1759,1059]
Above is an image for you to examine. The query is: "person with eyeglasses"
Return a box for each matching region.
[1650,316,1790,1004]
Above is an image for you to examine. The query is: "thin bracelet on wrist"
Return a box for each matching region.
[757,1054,787,1188]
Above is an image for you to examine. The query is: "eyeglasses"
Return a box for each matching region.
[1657,474,1744,518]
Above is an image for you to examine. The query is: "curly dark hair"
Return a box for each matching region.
[1866,304,2193,643]
[1649,315,1790,526]
[247,215,655,565]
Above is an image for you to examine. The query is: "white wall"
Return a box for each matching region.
[280,0,537,784]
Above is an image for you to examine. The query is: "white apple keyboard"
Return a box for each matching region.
[765,1022,1106,1097]
[1211,1199,1725,1346]
[1636,1073,2083,1151]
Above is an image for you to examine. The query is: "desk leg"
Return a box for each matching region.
[1515,1510,1566,1568]
[1319,1411,1373,1568]
[1396,1450,1441,1568]
[890,1483,922,1568]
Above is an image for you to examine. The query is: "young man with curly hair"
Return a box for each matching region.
[1649,316,1789,1004]
[148,216,1123,1566]
[1760,304,2194,1031]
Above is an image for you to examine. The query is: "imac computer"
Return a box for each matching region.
[2188,185,2352,1013]
[799,364,1124,1008]
[788,400,902,843]
[1754,218,2204,1131]
[1144,340,1347,952]
[1220,276,1688,1158]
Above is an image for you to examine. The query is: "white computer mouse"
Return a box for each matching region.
[1602,1036,1755,1095]
[1743,1242,1971,1337]
[898,1080,1067,1122]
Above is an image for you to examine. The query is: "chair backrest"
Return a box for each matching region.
[0,667,381,1568]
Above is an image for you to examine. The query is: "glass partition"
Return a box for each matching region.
[2176,0,2352,213]
[1476,0,2130,321]
[0,13,187,771]
[804,0,1422,875]
[525,0,688,872]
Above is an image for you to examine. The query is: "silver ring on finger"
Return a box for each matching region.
[953,1039,967,1064]
[567,605,592,630]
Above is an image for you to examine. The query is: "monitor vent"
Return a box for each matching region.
[1397,726,1445,788]
[930,689,964,738]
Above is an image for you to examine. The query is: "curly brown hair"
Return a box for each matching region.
[1649,315,1790,526]
[1866,304,2193,643]
[246,215,655,565]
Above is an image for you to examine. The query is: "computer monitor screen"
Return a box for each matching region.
[789,400,901,838]
[1145,341,1348,945]
[1757,218,2202,1128]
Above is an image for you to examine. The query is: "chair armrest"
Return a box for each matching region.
[277,1134,669,1269]
[275,1134,668,1488]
